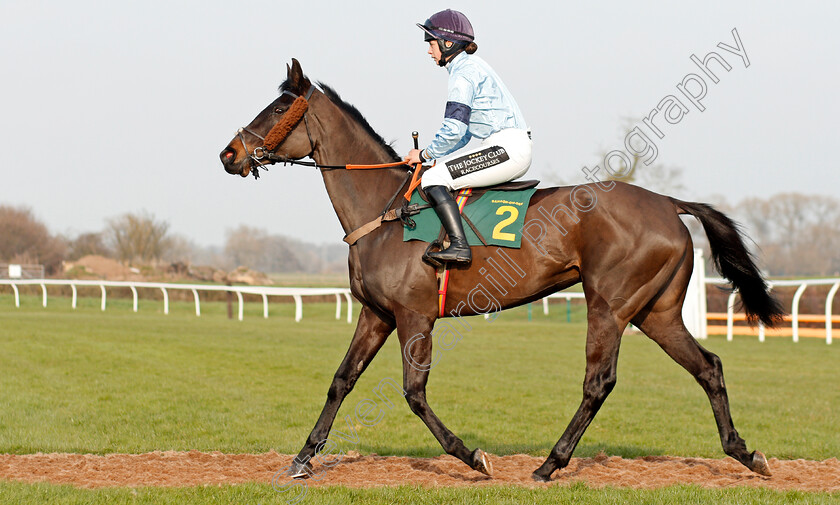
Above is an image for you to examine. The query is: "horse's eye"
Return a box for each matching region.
[274,107,285,114]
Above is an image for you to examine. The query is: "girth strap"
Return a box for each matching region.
[343,209,399,245]
[342,204,431,245]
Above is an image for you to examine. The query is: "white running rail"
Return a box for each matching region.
[705,277,839,344]
[0,279,353,323]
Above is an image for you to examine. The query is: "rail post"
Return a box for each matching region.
[791,283,808,343]
[826,282,839,345]
[130,286,139,312]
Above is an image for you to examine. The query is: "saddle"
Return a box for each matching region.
[414,179,540,205]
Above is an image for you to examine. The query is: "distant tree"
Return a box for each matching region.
[735,193,840,276]
[632,162,687,197]
[543,118,688,195]
[601,118,687,197]
[190,244,231,271]
[105,211,171,265]
[161,234,198,264]
[0,205,66,274]
[224,225,305,273]
[67,232,111,260]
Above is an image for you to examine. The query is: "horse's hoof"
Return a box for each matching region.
[531,471,551,482]
[750,451,772,476]
[471,449,493,476]
[287,460,313,479]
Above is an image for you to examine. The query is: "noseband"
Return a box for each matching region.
[237,85,316,178]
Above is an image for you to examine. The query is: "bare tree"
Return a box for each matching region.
[105,211,171,265]
[543,118,689,195]
[67,232,111,260]
[735,193,840,276]
[161,234,198,264]
[224,225,306,273]
[223,225,353,274]
[600,118,687,197]
[633,162,687,197]
[0,205,66,274]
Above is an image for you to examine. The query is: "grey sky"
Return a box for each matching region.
[1,0,837,247]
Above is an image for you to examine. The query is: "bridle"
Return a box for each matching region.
[236,85,317,179]
[233,84,422,176]
[231,84,432,240]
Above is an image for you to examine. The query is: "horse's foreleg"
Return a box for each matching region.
[634,309,771,476]
[396,308,493,476]
[532,295,623,482]
[289,306,394,478]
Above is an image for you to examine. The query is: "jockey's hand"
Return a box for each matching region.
[404,149,423,166]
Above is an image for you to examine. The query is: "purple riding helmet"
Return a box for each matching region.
[417,9,475,66]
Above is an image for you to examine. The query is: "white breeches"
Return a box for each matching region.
[420,128,532,190]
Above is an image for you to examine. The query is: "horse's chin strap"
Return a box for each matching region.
[238,85,317,179]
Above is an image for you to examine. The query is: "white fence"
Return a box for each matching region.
[0,279,353,323]
[2,268,838,344]
[543,292,586,318]
[705,277,839,344]
[539,249,838,345]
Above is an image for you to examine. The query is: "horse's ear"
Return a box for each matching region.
[288,58,308,92]
[290,58,303,75]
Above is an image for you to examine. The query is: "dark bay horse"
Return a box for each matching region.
[220,59,784,481]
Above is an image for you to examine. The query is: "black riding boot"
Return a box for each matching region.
[423,185,472,265]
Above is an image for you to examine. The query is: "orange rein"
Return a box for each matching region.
[346,160,432,201]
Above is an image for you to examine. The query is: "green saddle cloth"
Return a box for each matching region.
[403,188,537,248]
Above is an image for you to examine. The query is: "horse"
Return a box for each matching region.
[219,59,784,482]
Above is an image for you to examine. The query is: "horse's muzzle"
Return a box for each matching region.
[220,148,250,177]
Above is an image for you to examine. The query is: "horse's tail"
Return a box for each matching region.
[673,199,785,327]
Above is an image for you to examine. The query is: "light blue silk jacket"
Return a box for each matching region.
[424,52,527,159]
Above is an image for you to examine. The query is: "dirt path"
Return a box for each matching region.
[1,451,838,492]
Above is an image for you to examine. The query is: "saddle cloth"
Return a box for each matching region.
[403,180,539,248]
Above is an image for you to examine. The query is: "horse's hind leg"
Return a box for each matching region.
[395,308,493,476]
[532,294,624,482]
[289,306,395,478]
[633,305,771,476]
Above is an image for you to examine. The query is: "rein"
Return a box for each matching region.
[259,155,411,172]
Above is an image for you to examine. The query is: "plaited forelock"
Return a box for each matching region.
[263,96,309,151]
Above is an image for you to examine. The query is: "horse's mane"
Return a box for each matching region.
[278,79,401,162]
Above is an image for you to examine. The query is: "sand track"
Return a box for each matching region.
[1,451,838,492]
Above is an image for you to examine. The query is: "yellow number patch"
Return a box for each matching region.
[492,205,519,242]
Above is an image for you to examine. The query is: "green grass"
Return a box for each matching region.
[1,293,838,503]
[0,481,838,505]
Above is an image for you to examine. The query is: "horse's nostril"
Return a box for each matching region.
[221,149,235,163]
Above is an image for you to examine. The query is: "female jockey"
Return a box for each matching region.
[405,9,532,266]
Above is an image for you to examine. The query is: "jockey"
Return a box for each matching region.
[405,9,532,266]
